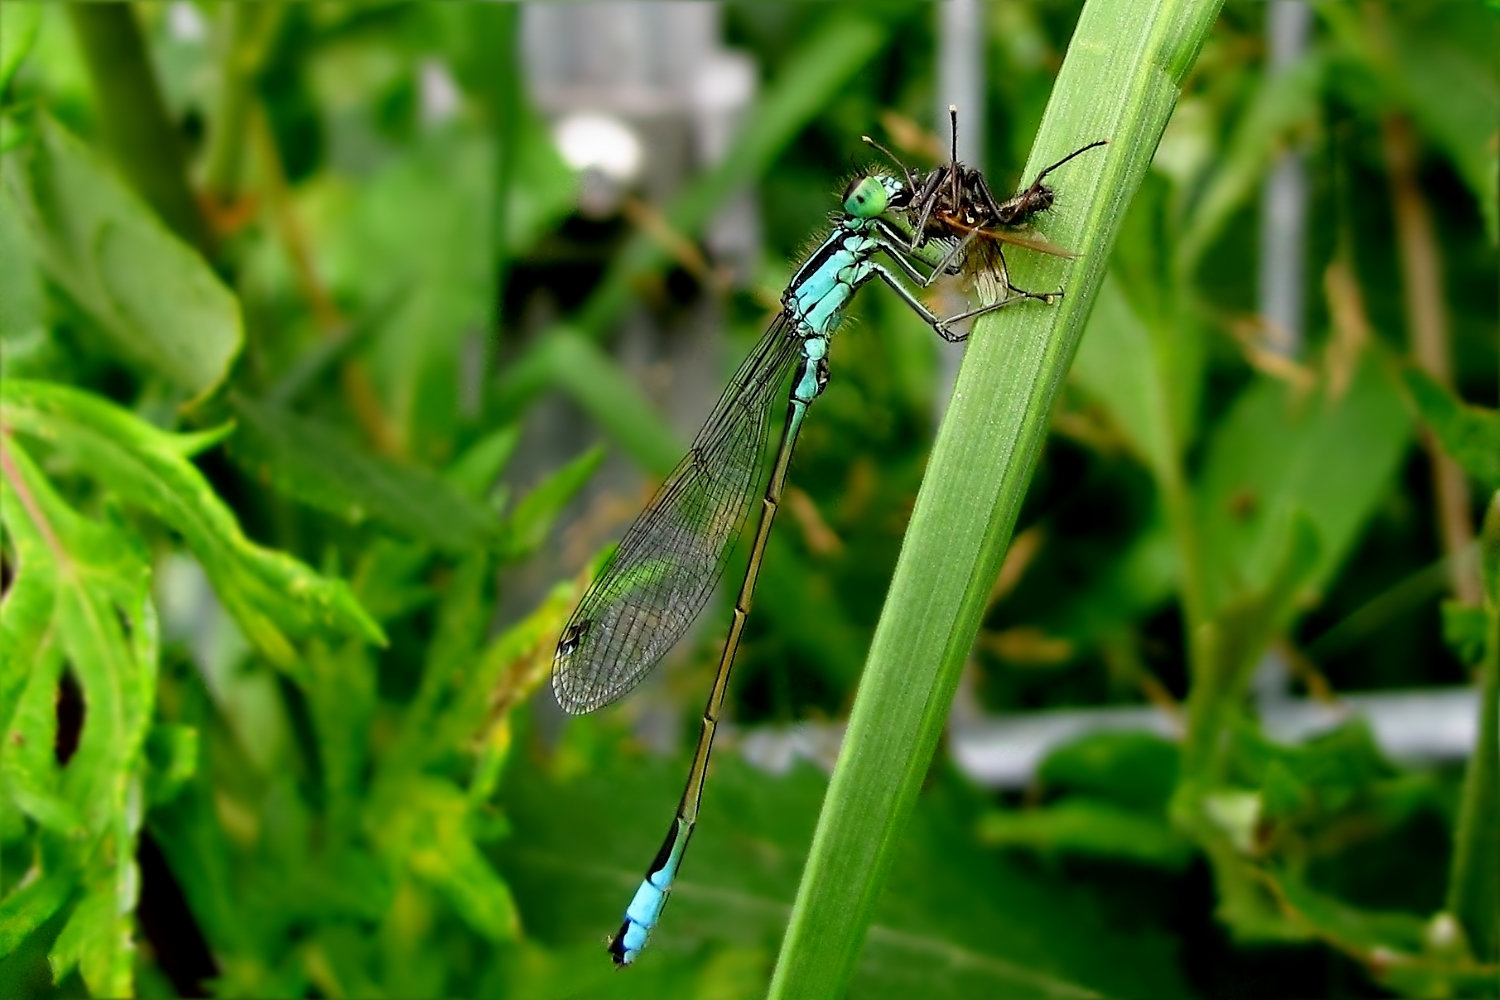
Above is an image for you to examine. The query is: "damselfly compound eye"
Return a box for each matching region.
[842,175,890,218]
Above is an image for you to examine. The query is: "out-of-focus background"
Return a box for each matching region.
[1,3,1496,998]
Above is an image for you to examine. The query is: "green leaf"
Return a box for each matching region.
[1229,719,1393,818]
[1379,5,1500,244]
[0,436,155,836]
[866,778,1192,999]
[978,799,1195,871]
[1175,52,1324,273]
[402,554,495,762]
[501,445,605,560]
[0,502,58,733]
[314,117,571,458]
[1259,760,1311,822]
[2,640,80,834]
[1401,366,1500,492]
[48,886,135,999]
[0,161,45,353]
[400,555,587,792]
[986,731,1192,876]
[0,115,240,398]
[302,641,376,838]
[1270,869,1426,953]
[1441,600,1489,668]
[371,775,520,942]
[444,425,521,502]
[531,331,684,476]
[261,287,406,409]
[463,566,597,803]
[143,723,198,806]
[346,538,438,624]
[2,379,385,666]
[1037,732,1181,814]
[0,858,76,959]
[1071,275,1187,480]
[302,923,385,1000]
[226,392,499,554]
[1,437,157,998]
[1197,355,1411,618]
[0,2,41,96]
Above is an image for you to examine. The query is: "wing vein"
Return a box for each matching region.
[552,311,804,714]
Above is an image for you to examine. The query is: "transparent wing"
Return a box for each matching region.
[980,227,1076,258]
[947,226,1074,305]
[552,311,803,714]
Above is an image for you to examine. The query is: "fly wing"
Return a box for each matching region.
[552,312,803,714]
[982,227,1077,258]
[940,225,1075,305]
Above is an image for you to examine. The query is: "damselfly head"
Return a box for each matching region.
[841,173,903,219]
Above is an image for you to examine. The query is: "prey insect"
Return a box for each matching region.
[867,106,1107,307]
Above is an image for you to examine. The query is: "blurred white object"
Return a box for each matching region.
[952,688,1480,787]
[552,111,646,216]
[553,112,645,182]
[1257,0,1313,356]
[419,58,461,128]
[168,1,207,43]
[736,687,1480,788]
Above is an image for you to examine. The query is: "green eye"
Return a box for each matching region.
[842,176,889,218]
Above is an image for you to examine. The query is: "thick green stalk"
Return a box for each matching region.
[1147,306,1217,780]
[67,4,213,256]
[766,0,1226,995]
[1446,491,1500,963]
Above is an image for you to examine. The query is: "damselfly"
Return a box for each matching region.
[552,140,1060,966]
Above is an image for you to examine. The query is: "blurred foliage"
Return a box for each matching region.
[0,2,1496,999]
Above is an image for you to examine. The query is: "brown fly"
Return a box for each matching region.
[866,106,1106,304]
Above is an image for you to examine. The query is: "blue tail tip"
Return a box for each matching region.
[608,920,641,967]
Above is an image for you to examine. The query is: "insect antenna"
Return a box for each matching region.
[1029,139,1110,188]
[948,104,961,207]
[859,135,915,190]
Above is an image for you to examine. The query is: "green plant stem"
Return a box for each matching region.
[1146,309,1218,783]
[67,3,212,256]
[201,3,282,198]
[1446,490,1500,963]
[765,0,1226,994]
